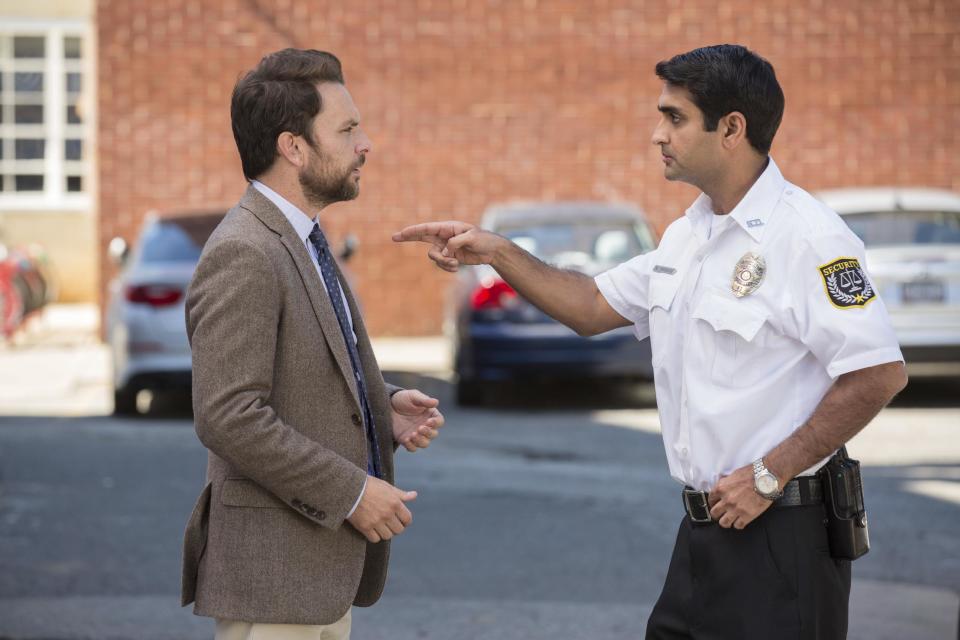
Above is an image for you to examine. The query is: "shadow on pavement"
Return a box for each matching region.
[383,371,658,411]
[108,371,958,419]
[889,377,960,408]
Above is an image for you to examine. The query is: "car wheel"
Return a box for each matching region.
[113,386,139,416]
[456,378,485,407]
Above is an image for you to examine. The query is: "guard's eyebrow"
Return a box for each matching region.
[339,118,359,129]
[658,105,683,117]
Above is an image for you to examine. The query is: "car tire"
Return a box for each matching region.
[113,386,139,416]
[456,378,485,407]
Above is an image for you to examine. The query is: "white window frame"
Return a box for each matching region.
[0,18,92,212]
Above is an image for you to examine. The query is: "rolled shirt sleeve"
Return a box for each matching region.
[595,250,656,341]
[786,231,904,378]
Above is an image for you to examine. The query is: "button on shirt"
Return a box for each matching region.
[595,159,903,490]
[251,180,366,514]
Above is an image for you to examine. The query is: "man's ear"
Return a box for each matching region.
[719,112,748,150]
[276,131,305,167]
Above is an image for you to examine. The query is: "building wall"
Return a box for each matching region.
[0,0,95,304]
[96,0,960,335]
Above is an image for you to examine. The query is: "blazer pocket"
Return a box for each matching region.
[220,477,287,509]
[181,481,211,606]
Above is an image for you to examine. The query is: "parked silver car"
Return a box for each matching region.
[817,188,960,377]
[105,211,224,414]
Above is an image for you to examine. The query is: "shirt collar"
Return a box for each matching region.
[684,157,786,242]
[251,180,319,244]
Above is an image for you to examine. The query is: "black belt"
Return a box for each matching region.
[682,476,823,524]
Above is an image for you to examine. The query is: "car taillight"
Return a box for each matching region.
[471,278,517,310]
[125,284,183,307]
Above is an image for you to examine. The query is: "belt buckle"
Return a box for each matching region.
[683,489,713,523]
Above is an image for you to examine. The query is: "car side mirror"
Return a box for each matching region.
[108,236,129,267]
[339,234,359,262]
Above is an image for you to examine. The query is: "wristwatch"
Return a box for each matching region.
[752,458,783,500]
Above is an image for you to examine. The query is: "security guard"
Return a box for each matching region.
[395,44,907,639]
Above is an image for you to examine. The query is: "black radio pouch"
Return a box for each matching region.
[818,446,870,560]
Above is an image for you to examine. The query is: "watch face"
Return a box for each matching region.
[757,474,777,495]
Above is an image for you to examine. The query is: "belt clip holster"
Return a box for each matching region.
[817,446,870,560]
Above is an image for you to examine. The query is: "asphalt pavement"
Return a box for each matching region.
[0,305,957,640]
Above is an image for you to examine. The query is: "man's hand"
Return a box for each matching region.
[391,389,444,452]
[347,476,417,543]
[708,464,776,529]
[392,221,506,272]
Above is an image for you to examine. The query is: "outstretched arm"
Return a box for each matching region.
[393,221,630,336]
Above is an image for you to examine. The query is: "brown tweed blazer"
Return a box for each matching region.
[181,185,398,624]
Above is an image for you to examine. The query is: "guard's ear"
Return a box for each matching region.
[276,131,306,167]
[719,112,748,150]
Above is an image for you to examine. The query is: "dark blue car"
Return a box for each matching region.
[450,201,657,405]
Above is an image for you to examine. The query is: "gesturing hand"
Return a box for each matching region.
[708,464,776,529]
[391,389,444,452]
[347,476,417,543]
[392,221,504,272]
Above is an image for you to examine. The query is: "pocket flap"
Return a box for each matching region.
[649,275,681,311]
[220,478,287,509]
[692,293,769,342]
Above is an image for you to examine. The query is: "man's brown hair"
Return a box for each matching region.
[231,49,344,181]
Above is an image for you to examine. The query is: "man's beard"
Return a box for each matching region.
[299,147,364,209]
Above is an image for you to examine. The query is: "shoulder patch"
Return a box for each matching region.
[818,257,876,309]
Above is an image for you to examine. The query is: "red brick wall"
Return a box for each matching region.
[97,0,960,335]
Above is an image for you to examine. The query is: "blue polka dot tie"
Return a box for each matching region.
[308,223,383,479]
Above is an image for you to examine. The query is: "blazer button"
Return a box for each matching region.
[316,510,326,520]
[351,413,361,426]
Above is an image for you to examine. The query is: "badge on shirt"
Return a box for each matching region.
[731,252,766,297]
[818,257,876,309]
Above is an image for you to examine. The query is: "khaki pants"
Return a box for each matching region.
[215,609,352,640]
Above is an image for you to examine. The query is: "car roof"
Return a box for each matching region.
[481,201,647,229]
[815,188,960,214]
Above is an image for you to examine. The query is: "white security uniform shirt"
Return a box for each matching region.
[596,159,903,491]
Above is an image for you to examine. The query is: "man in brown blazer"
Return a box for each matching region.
[181,49,445,639]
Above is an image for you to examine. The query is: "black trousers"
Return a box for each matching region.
[646,504,851,640]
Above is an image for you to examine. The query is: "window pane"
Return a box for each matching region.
[65,139,82,160]
[14,104,44,124]
[64,36,82,59]
[13,37,45,59]
[15,72,43,92]
[15,139,45,159]
[15,175,44,191]
[67,104,83,124]
[67,176,83,192]
[66,72,81,93]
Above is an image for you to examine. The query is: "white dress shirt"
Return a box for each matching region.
[595,159,903,490]
[251,180,366,514]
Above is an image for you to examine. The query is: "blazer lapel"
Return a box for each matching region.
[239,186,361,409]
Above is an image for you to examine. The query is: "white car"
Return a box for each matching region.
[817,188,960,377]
[105,211,224,414]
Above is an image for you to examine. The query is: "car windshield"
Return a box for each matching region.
[496,220,655,269]
[844,210,960,246]
[138,215,222,263]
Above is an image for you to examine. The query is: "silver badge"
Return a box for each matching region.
[731,252,766,298]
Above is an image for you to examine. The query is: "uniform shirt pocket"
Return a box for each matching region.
[691,292,771,384]
[648,274,682,368]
